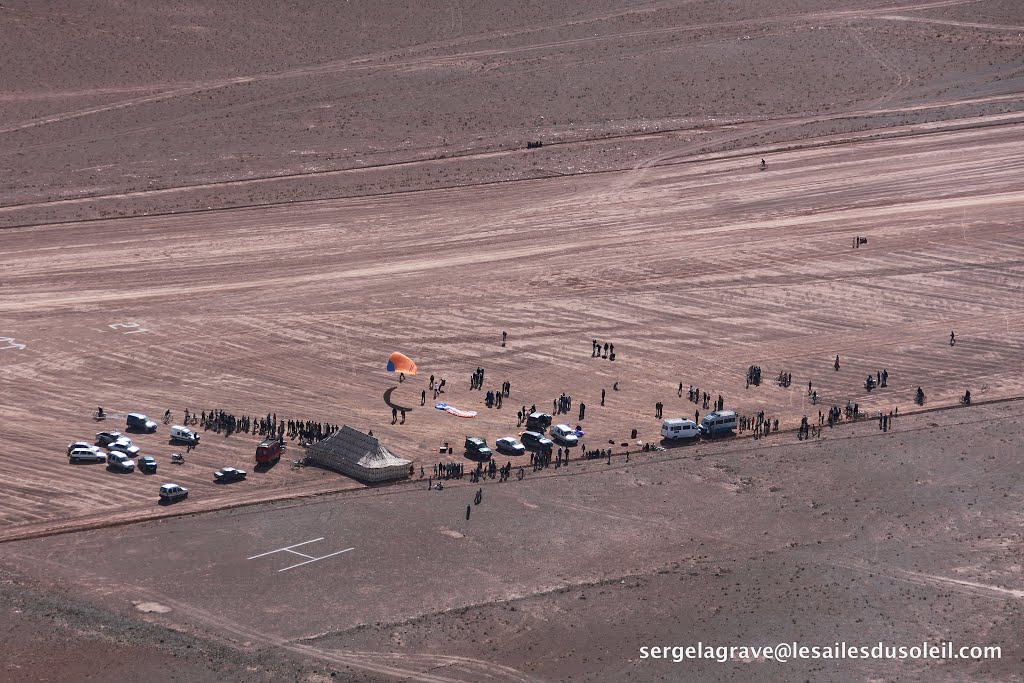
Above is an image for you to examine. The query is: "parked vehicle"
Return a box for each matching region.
[464,437,493,459]
[520,431,554,452]
[495,436,526,456]
[214,467,247,483]
[169,425,199,445]
[69,448,108,464]
[95,431,123,447]
[525,412,552,433]
[699,410,738,437]
[661,418,701,440]
[550,424,579,447]
[256,438,285,465]
[126,413,158,433]
[159,483,188,503]
[137,456,158,474]
[67,441,101,456]
[107,452,135,472]
[108,437,141,456]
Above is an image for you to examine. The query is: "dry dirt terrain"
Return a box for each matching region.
[1,0,1023,681]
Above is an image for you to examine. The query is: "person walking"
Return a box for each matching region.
[834,354,841,371]
[950,330,956,346]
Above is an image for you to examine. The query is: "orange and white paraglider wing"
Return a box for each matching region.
[386,352,418,375]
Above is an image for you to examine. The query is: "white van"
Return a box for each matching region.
[699,410,738,436]
[661,418,700,440]
[169,425,199,445]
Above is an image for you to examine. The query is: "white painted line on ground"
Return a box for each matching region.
[279,547,354,572]
[247,537,325,560]
[282,549,315,560]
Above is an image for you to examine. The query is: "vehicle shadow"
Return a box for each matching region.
[659,437,701,450]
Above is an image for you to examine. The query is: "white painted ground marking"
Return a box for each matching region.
[247,537,354,572]
[247,537,324,560]
[108,321,149,334]
[279,547,354,573]
[0,337,26,350]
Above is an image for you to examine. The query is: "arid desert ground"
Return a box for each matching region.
[1,1,1023,681]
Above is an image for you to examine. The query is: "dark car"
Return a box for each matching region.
[95,431,123,447]
[520,431,554,453]
[137,456,158,474]
[464,437,493,459]
[525,412,552,433]
[126,413,158,433]
[214,467,247,483]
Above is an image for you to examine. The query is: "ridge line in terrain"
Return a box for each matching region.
[2,108,1022,232]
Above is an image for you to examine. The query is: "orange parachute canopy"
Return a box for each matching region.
[386,352,417,375]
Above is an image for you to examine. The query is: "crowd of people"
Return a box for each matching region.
[196,409,338,444]
[591,339,616,360]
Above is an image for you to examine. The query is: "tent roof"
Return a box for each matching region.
[309,425,411,470]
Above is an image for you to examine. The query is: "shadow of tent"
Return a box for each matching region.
[383,386,414,412]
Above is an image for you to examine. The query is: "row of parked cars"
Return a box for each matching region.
[66,412,240,504]
[68,431,156,472]
[464,412,581,459]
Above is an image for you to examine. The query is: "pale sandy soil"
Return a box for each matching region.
[1,1,1022,681]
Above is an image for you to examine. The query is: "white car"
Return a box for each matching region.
[495,437,526,456]
[550,424,579,447]
[159,483,189,503]
[69,448,108,463]
[67,441,102,456]
[108,438,141,456]
[107,452,136,472]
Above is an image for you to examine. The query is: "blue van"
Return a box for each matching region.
[699,410,737,436]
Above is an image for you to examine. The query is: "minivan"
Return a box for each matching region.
[126,413,158,433]
[169,425,199,445]
[699,410,738,437]
[661,418,700,440]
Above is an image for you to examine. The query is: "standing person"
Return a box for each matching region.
[601,388,606,406]
[678,382,683,397]
[579,402,586,421]
[421,389,426,406]
[950,330,956,346]
[834,354,841,371]
[391,406,398,424]
[502,330,507,346]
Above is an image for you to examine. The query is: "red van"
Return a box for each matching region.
[256,438,285,464]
